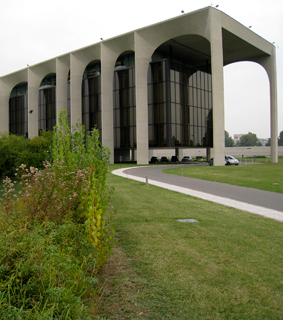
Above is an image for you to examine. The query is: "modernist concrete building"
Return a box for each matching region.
[0,6,278,165]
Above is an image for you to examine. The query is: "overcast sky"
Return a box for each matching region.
[0,0,282,139]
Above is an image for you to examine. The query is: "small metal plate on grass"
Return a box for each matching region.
[177,219,199,223]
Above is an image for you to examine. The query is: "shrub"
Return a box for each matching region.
[0,133,29,177]
[0,131,52,178]
[0,110,115,317]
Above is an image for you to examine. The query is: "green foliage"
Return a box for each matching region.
[0,131,52,178]
[0,221,97,319]
[0,110,114,317]
[0,133,29,177]
[52,110,115,269]
[237,131,258,146]
[225,130,234,147]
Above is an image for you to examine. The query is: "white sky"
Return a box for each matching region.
[0,0,282,139]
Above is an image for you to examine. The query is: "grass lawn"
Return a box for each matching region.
[163,158,283,193]
[95,165,283,319]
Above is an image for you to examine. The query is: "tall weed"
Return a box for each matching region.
[0,110,114,318]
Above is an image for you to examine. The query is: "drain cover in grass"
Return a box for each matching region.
[177,219,199,223]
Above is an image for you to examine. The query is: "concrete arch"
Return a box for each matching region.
[134,25,212,163]
[0,69,28,133]
[101,33,135,163]
[28,60,56,137]
[224,61,270,140]
[70,44,101,127]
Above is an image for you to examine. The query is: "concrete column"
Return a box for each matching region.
[27,68,41,138]
[0,80,10,133]
[101,44,116,164]
[206,148,211,161]
[135,32,152,164]
[209,10,225,166]
[70,54,85,127]
[255,50,278,163]
[56,56,70,122]
[268,50,278,163]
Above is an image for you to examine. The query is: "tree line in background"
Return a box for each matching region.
[225,130,283,147]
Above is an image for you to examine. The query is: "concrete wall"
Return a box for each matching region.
[149,146,283,161]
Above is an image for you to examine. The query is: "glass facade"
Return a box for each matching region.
[9,83,28,136]
[113,66,136,149]
[67,72,71,125]
[82,62,101,136]
[148,59,213,148]
[82,62,101,139]
[7,49,212,152]
[38,74,56,132]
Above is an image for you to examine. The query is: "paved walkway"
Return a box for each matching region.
[112,165,283,223]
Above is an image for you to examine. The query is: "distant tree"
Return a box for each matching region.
[279,130,283,146]
[256,141,263,146]
[238,132,258,146]
[265,138,271,146]
[225,130,234,147]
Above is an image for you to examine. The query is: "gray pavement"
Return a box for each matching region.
[112,164,283,222]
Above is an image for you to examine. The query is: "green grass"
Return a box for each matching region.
[96,165,283,319]
[163,158,283,193]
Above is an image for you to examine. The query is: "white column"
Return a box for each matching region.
[101,44,116,164]
[269,49,278,163]
[135,32,151,164]
[0,80,10,133]
[56,56,69,122]
[209,11,225,166]
[27,68,41,138]
[70,54,84,127]
[256,50,278,163]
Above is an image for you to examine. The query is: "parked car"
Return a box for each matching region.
[225,155,239,165]
[150,156,159,164]
[171,155,179,162]
[181,156,192,162]
[208,155,239,166]
[160,156,169,162]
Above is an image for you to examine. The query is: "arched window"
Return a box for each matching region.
[38,74,56,132]
[82,61,101,136]
[148,35,213,148]
[113,51,136,150]
[9,83,28,136]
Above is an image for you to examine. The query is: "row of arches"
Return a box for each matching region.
[9,38,214,161]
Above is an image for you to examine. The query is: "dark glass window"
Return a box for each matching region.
[67,72,71,125]
[113,67,136,149]
[38,74,56,132]
[148,59,213,148]
[82,62,101,137]
[9,83,28,136]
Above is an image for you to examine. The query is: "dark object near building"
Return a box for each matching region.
[150,156,159,164]
[171,156,179,162]
[161,156,169,162]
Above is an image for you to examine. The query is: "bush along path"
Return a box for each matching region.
[0,110,114,319]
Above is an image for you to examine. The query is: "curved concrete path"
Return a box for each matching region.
[112,165,283,223]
